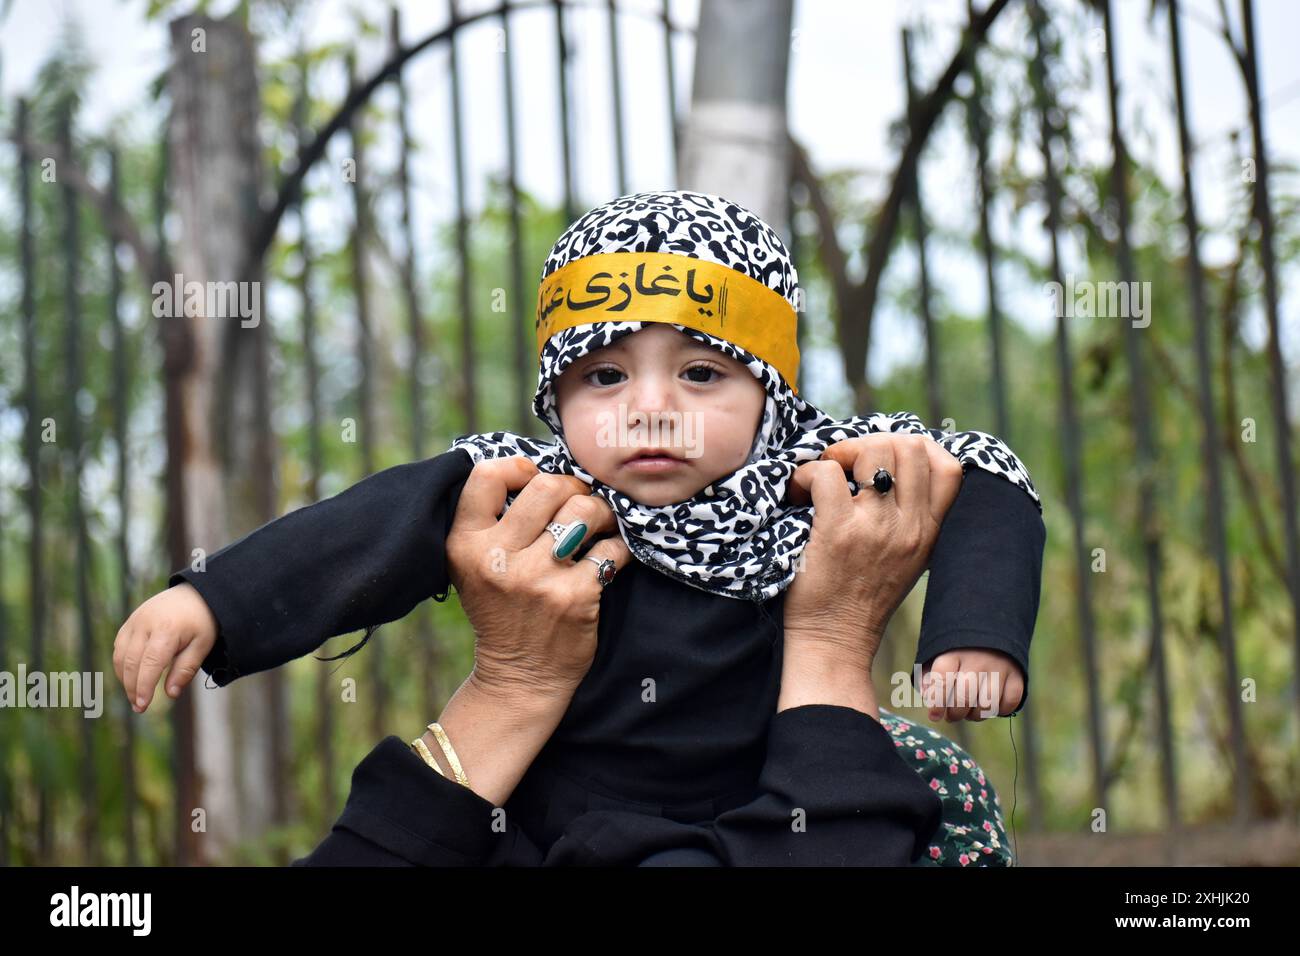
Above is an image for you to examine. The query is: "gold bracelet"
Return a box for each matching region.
[410,736,446,777]
[427,722,469,788]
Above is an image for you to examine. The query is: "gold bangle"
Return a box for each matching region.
[427,722,469,788]
[410,736,446,777]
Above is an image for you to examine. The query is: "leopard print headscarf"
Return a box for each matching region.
[450,189,1040,602]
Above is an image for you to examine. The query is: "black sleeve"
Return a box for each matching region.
[169,448,476,688]
[915,466,1047,714]
[290,736,544,866]
[539,704,943,866]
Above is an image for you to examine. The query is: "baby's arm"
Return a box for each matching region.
[114,447,477,711]
[917,443,1044,719]
[859,414,1045,719]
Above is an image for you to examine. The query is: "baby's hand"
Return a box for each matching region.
[921,648,1024,721]
[113,583,219,713]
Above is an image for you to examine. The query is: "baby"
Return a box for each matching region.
[114,189,1044,851]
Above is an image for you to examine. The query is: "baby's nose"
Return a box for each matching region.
[627,377,678,416]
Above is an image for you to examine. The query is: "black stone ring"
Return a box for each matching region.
[872,467,894,495]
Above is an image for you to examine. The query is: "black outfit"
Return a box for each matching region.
[171,448,1045,866]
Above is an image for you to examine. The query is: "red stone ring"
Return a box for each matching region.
[583,555,619,589]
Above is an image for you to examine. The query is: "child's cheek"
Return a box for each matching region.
[702,409,753,475]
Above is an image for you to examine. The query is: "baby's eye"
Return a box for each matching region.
[583,366,626,387]
[684,363,724,384]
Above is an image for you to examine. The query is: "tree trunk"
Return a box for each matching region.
[108,145,141,866]
[1240,0,1300,742]
[59,105,100,864]
[167,13,283,863]
[496,3,533,438]
[346,52,388,745]
[16,97,51,864]
[1025,0,1087,833]
[448,5,479,434]
[1169,0,1236,826]
[1101,0,1163,817]
[678,0,793,238]
[902,28,943,429]
[391,10,444,721]
[293,54,337,824]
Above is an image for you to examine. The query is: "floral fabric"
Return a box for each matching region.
[878,707,1015,867]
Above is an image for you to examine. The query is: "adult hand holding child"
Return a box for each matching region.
[779,433,963,719]
[445,455,633,702]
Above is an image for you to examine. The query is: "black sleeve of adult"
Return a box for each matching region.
[915,466,1047,715]
[707,704,944,865]
[290,736,544,866]
[541,704,943,866]
[169,447,476,688]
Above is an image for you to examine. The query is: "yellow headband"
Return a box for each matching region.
[535,251,800,394]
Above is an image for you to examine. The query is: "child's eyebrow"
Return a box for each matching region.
[680,339,722,355]
[597,336,719,356]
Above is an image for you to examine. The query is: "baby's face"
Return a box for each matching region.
[553,325,768,507]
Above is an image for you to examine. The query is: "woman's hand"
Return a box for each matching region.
[113,582,219,713]
[446,456,634,703]
[782,434,963,672]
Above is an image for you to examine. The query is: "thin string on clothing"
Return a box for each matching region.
[1007,713,1019,866]
[315,622,381,663]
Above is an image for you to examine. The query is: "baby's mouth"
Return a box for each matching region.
[622,449,688,470]
[627,447,683,459]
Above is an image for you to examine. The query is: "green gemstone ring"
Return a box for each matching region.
[547,520,588,560]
